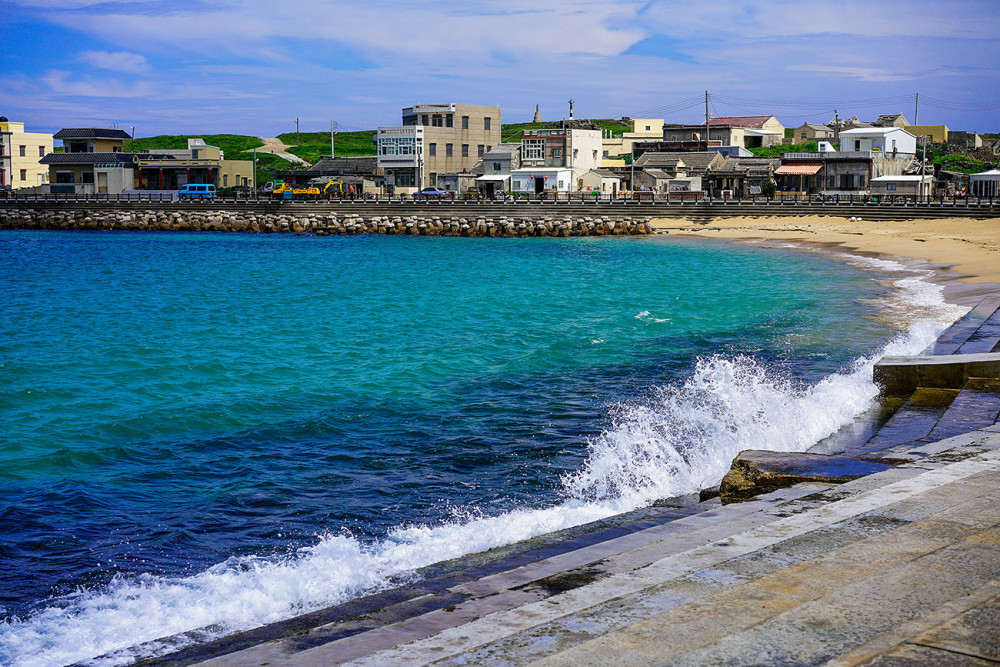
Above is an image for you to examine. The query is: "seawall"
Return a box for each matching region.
[0,206,654,237]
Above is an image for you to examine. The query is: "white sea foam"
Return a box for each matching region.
[0,255,970,667]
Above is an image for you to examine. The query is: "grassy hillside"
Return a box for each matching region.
[277,130,377,164]
[124,134,264,155]
[749,141,819,157]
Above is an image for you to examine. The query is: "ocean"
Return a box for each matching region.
[0,230,964,666]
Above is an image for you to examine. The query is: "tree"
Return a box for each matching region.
[761,180,777,197]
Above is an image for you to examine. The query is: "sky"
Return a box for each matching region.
[1,0,999,138]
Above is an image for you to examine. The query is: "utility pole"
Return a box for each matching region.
[705,90,710,151]
[252,147,257,193]
[295,118,300,149]
[914,93,919,125]
[330,120,336,158]
[834,109,839,147]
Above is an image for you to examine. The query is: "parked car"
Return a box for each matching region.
[178,184,217,200]
[415,187,450,199]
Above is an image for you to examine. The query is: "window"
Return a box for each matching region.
[828,175,836,187]
[552,148,562,158]
[484,117,491,130]
[573,149,578,159]
[603,150,609,158]
[886,183,897,191]
[432,115,443,127]
[429,173,437,185]
[82,172,94,184]
[492,162,501,170]
[671,134,678,141]
[19,145,26,157]
[422,114,429,125]
[56,171,74,184]
[429,143,437,156]
[38,146,45,157]
[801,132,807,139]
[223,174,229,187]
[462,144,469,157]
[462,116,469,129]
[446,115,454,128]
[593,150,598,160]
[478,144,485,157]
[446,143,453,157]
[645,125,651,131]
[859,174,865,186]
[20,169,27,180]
[522,139,544,160]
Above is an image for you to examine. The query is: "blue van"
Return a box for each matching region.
[178,184,217,200]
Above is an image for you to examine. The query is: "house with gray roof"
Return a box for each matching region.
[793,123,835,144]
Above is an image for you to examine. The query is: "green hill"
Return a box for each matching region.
[277,130,377,164]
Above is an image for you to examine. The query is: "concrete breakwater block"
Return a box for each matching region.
[874,353,1000,397]
[719,449,893,503]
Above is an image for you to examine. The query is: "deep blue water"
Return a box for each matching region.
[0,230,951,665]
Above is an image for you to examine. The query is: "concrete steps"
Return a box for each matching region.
[165,433,1000,666]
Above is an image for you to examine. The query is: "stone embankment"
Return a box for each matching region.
[0,208,654,237]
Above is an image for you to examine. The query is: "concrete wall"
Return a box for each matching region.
[0,120,53,189]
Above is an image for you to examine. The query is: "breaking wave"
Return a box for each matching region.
[0,254,968,666]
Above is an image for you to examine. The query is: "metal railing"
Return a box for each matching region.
[1,190,996,208]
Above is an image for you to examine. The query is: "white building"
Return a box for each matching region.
[838,127,917,154]
[511,125,603,193]
[970,169,1000,198]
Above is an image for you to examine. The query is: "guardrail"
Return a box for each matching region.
[2,190,996,208]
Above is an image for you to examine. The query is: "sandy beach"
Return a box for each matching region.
[652,216,1000,286]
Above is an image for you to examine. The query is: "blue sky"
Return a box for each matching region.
[2,0,998,138]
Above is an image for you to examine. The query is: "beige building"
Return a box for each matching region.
[377,103,501,193]
[906,125,950,144]
[0,117,54,189]
[602,118,664,165]
[793,123,835,144]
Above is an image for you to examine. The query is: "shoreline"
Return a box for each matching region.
[651,214,1000,290]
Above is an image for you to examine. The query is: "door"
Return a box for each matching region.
[534,177,545,194]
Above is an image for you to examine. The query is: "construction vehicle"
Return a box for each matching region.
[308,178,345,199]
[266,179,321,201]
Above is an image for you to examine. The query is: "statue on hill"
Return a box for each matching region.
[533,104,542,123]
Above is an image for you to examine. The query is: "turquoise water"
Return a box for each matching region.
[0,231,960,665]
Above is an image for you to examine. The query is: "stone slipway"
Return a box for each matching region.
[129,302,1000,667]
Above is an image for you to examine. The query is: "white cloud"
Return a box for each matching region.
[80,50,150,73]
[41,70,156,97]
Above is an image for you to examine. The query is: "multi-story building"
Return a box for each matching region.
[511,124,602,193]
[0,116,54,189]
[637,115,785,154]
[376,103,501,194]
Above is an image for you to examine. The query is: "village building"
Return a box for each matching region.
[708,157,781,198]
[905,125,950,144]
[510,125,602,194]
[775,132,917,196]
[870,174,934,200]
[0,116,54,189]
[475,143,521,197]
[601,118,664,165]
[874,113,910,127]
[276,156,382,196]
[793,123,835,144]
[948,131,983,151]
[578,169,621,196]
[40,130,252,195]
[970,169,1000,198]
[375,103,501,194]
